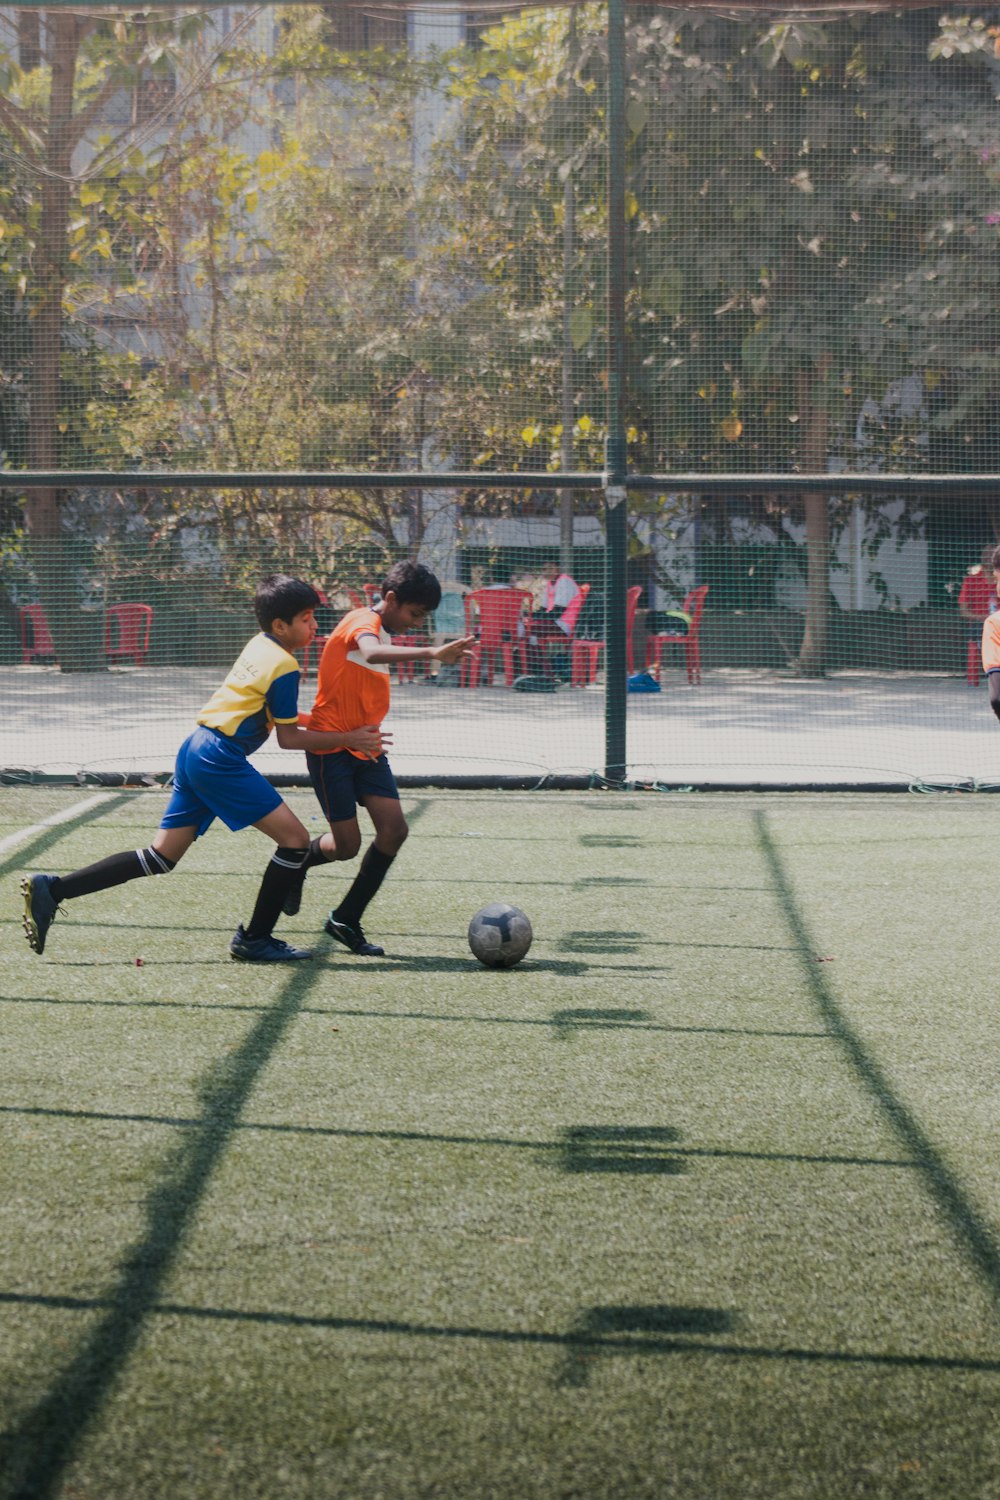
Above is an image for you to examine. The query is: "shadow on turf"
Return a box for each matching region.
[0,793,132,883]
[0,1102,916,1171]
[0,953,324,1500]
[9,1286,998,1378]
[755,811,1000,1308]
[579,833,644,848]
[551,1006,651,1039]
[560,1125,686,1174]
[0,994,833,1042]
[559,930,646,954]
[556,1305,737,1387]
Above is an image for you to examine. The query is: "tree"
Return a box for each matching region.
[624,9,1000,669]
[0,6,203,665]
[433,7,1000,669]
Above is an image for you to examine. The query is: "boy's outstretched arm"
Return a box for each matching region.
[356,634,476,667]
[275,722,390,755]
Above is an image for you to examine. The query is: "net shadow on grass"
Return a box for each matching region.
[556,1305,739,1388]
[0,1103,915,1171]
[578,834,645,848]
[0,993,833,1041]
[559,930,646,954]
[551,1006,651,1038]
[0,958,323,1500]
[560,1125,686,1175]
[0,794,131,883]
[5,1287,998,1378]
[0,801,454,1496]
[755,810,1000,1307]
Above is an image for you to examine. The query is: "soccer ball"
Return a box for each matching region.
[468,902,533,969]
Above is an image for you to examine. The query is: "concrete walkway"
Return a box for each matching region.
[5,663,999,789]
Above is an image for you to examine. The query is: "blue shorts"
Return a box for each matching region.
[161,726,283,836]
[306,750,399,825]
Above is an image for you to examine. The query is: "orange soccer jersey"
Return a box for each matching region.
[983,611,1000,675]
[309,607,391,757]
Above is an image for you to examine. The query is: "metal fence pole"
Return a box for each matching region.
[604,0,628,782]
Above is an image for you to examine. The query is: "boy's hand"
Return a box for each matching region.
[433,635,476,665]
[344,724,390,756]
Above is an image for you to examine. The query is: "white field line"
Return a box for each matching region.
[0,794,111,858]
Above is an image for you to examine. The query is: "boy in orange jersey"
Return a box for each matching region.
[289,560,474,955]
[983,545,1000,718]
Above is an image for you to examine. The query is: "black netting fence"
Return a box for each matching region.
[4,3,1000,787]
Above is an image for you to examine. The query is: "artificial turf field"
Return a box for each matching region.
[2,787,1000,1500]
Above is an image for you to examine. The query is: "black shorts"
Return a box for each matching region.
[306,749,399,825]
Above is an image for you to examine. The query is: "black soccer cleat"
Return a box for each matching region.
[21,874,60,956]
[229,924,313,963]
[325,916,385,957]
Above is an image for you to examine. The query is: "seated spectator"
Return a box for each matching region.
[526,561,581,673]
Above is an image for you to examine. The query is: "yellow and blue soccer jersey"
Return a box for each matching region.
[197,632,301,755]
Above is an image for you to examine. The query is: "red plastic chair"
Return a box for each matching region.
[19,604,58,665]
[570,584,642,687]
[461,588,533,687]
[645,584,709,684]
[105,602,152,666]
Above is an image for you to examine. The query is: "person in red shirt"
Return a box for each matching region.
[959,545,997,641]
[290,560,474,955]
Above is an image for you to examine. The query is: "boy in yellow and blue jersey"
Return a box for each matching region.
[20,575,385,963]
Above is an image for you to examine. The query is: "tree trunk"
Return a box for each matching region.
[794,362,832,677]
[26,14,103,670]
[558,6,578,577]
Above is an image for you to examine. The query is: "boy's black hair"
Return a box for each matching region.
[992,547,1000,574]
[381,560,442,611]
[255,574,321,632]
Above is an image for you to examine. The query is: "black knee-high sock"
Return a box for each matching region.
[52,847,175,903]
[304,836,331,871]
[333,844,395,928]
[286,836,331,902]
[245,847,309,940]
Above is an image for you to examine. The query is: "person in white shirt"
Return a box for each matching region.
[526,562,581,672]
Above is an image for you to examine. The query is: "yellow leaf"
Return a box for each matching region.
[521,425,537,447]
[721,416,743,441]
[577,414,592,434]
[79,185,104,207]
[625,191,639,220]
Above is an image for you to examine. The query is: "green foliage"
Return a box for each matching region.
[5,4,1000,565]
